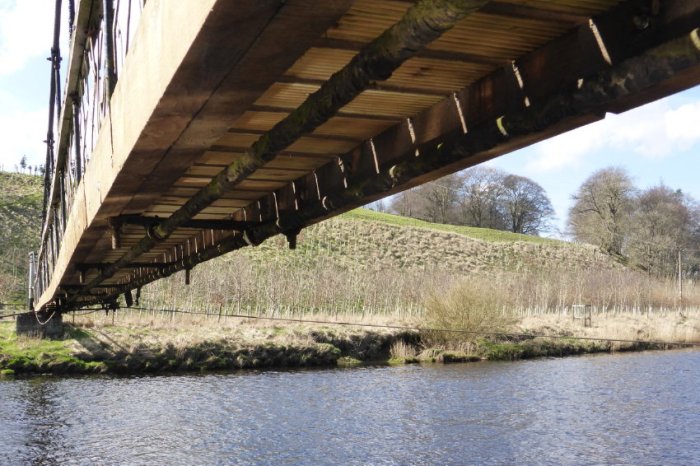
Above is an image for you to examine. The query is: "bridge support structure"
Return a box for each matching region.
[29,0,700,311]
[16,312,64,339]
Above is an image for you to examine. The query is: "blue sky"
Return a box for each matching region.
[2,0,700,236]
[484,86,700,235]
[0,0,56,173]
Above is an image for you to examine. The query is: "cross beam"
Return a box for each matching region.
[65,0,490,305]
[109,215,258,231]
[80,27,700,305]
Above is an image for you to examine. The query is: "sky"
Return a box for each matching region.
[484,87,700,236]
[1,0,700,237]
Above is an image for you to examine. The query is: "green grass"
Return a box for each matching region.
[343,209,559,244]
[476,337,607,360]
[144,206,617,316]
[0,171,614,317]
[0,172,43,304]
[0,321,70,359]
[0,321,106,374]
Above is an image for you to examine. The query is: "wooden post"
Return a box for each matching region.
[678,249,683,306]
[108,218,121,249]
[27,252,35,310]
[72,97,83,182]
[103,0,117,96]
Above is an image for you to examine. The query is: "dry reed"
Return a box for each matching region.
[125,215,700,347]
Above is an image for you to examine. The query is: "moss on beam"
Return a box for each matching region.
[68,0,489,306]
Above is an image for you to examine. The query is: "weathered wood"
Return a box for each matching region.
[88,29,700,304]
[314,37,506,67]
[67,0,489,304]
[118,0,354,216]
[36,0,700,310]
[276,75,449,97]
[479,2,589,25]
[303,27,700,225]
[76,262,173,270]
[103,0,116,96]
[110,215,259,231]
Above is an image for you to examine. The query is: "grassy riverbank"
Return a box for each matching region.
[0,318,411,376]
[2,309,697,376]
[2,173,698,376]
[0,172,42,305]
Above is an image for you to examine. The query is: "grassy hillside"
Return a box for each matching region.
[144,208,620,317]
[0,172,43,305]
[0,170,622,311]
[230,209,616,276]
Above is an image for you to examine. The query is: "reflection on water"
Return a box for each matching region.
[1,350,699,465]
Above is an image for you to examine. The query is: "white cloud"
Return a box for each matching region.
[0,0,55,76]
[665,102,700,148]
[0,90,46,171]
[0,0,56,170]
[525,121,605,172]
[524,94,700,173]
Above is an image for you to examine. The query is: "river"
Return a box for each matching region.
[1,349,699,465]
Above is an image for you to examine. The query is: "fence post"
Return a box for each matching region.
[27,252,35,310]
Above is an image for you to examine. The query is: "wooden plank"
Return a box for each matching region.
[479,2,590,25]
[316,37,507,66]
[278,75,450,96]
[216,132,359,155]
[118,0,355,215]
[249,167,311,180]
[256,82,444,118]
[248,104,402,121]
[265,156,329,171]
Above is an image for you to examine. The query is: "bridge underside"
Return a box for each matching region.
[35,0,700,311]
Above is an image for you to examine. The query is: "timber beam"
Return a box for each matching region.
[230,0,700,232]
[83,25,700,304]
[276,75,450,97]
[61,285,123,290]
[313,38,507,67]
[76,262,173,272]
[65,0,490,306]
[65,0,700,308]
[478,2,589,25]
[108,215,259,232]
[234,27,700,259]
[392,0,591,25]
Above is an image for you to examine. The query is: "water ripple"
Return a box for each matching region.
[1,350,699,465]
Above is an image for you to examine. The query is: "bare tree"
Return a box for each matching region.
[365,199,387,213]
[501,175,554,235]
[391,173,463,223]
[418,174,463,223]
[391,168,554,236]
[627,186,698,276]
[568,167,635,255]
[458,166,506,229]
[391,188,421,217]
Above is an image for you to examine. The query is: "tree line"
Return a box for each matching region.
[568,167,700,278]
[387,166,554,235]
[382,165,700,279]
[0,156,45,176]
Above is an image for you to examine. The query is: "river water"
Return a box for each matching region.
[1,350,699,465]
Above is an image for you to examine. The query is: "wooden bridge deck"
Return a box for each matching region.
[32,0,700,312]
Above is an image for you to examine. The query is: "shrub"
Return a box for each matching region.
[422,278,513,348]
